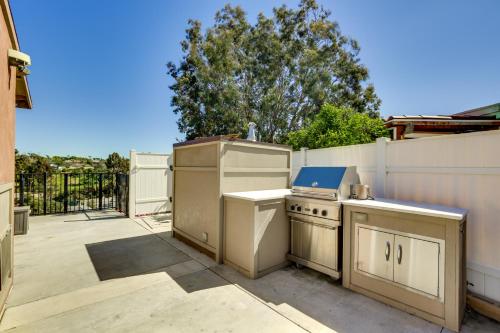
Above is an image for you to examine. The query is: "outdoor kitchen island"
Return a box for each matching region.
[223,189,291,279]
[342,198,467,332]
[172,136,291,263]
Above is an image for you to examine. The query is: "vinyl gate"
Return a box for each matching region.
[128,150,171,217]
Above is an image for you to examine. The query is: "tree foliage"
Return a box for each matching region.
[14,150,129,174]
[105,153,129,173]
[287,104,388,150]
[15,150,52,174]
[167,0,381,142]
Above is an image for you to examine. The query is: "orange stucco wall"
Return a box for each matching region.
[0,5,16,184]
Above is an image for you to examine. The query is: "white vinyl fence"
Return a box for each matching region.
[292,130,500,303]
[129,150,172,217]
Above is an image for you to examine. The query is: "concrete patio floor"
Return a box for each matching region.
[0,211,498,332]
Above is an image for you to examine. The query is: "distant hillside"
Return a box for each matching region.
[15,150,129,174]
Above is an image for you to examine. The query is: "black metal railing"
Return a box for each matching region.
[15,173,128,216]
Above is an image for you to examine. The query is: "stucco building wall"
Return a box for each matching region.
[0,3,16,185]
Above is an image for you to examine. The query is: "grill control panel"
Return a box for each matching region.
[286,197,340,221]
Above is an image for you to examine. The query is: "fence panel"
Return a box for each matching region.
[292,129,500,302]
[15,173,124,216]
[129,151,171,217]
[293,143,378,194]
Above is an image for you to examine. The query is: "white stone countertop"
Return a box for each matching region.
[224,189,291,202]
[341,198,468,220]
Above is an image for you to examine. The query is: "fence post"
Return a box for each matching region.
[19,174,25,206]
[114,173,118,210]
[125,174,129,215]
[375,137,390,197]
[128,150,136,218]
[115,173,120,212]
[98,174,103,210]
[43,172,47,215]
[300,147,308,167]
[115,173,128,214]
[63,174,68,214]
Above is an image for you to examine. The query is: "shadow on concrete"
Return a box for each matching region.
[85,233,191,281]
[65,216,126,223]
[62,210,126,223]
[174,269,229,293]
[85,232,230,294]
[147,214,171,224]
[153,231,173,241]
[211,264,443,333]
[84,210,126,220]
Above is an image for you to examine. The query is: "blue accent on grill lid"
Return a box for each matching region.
[293,167,347,189]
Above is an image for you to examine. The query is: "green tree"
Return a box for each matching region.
[167,0,381,143]
[15,152,52,174]
[15,149,30,173]
[287,104,388,150]
[105,153,129,173]
[28,155,52,174]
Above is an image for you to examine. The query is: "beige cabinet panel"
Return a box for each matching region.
[224,196,289,278]
[394,235,440,297]
[174,170,218,248]
[256,202,289,272]
[174,138,291,263]
[0,189,10,237]
[357,227,394,281]
[344,204,466,332]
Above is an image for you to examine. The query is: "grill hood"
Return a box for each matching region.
[292,166,359,200]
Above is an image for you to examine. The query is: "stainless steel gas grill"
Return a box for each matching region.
[286,166,358,279]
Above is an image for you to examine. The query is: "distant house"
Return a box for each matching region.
[0,0,32,316]
[385,103,500,140]
[452,102,500,119]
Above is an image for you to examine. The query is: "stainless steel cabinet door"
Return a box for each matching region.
[357,227,394,281]
[394,235,440,297]
[291,219,337,270]
[309,224,337,269]
[291,219,310,258]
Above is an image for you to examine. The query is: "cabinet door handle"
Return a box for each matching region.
[385,241,391,261]
[397,244,402,264]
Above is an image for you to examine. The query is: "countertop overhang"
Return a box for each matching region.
[223,189,291,202]
[342,198,467,220]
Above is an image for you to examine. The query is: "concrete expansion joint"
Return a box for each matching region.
[132,218,211,270]
[207,266,313,333]
[132,218,312,332]
[0,274,172,331]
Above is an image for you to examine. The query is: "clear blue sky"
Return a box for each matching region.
[12,0,500,158]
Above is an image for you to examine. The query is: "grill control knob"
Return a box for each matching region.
[321,210,328,217]
[312,208,318,214]
[290,205,295,211]
[297,206,302,212]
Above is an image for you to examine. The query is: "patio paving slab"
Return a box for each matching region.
[3,270,306,333]
[212,265,441,333]
[7,211,189,307]
[1,212,498,332]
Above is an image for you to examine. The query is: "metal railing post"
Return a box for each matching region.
[98,174,103,210]
[43,172,47,215]
[114,173,118,210]
[19,174,25,206]
[63,174,68,214]
[125,174,129,215]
